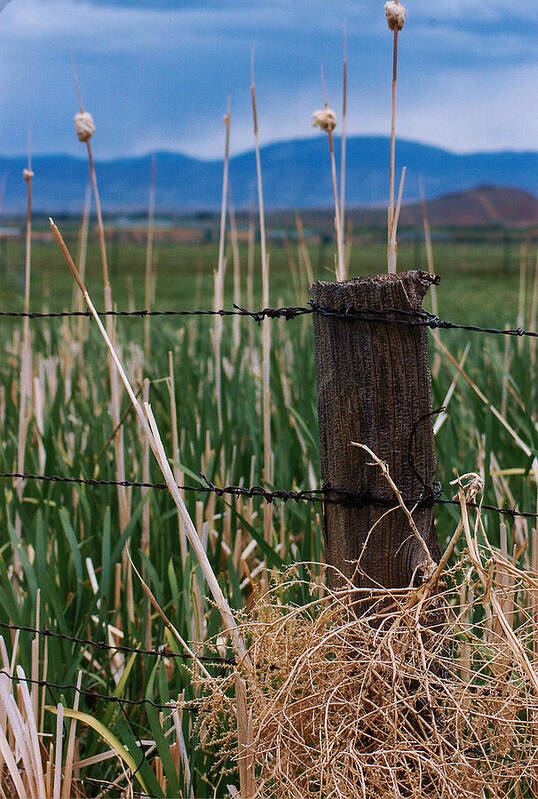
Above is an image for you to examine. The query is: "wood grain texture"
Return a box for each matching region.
[311,270,442,590]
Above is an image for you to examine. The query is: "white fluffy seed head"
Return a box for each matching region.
[74,111,96,143]
[312,107,337,133]
[22,168,34,182]
[385,1,406,32]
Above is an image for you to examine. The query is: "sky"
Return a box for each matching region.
[0,0,536,160]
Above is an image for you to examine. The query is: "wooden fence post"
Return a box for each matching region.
[311,270,442,590]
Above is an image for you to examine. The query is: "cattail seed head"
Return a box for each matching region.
[74,111,96,143]
[385,1,406,32]
[312,107,337,133]
[23,168,34,182]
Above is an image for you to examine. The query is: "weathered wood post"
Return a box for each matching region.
[311,270,441,590]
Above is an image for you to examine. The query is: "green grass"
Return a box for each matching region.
[0,229,535,796]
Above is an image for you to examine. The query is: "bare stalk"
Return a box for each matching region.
[228,185,242,353]
[419,178,438,315]
[340,24,348,240]
[144,154,156,360]
[15,142,34,547]
[251,54,273,545]
[328,127,346,282]
[387,29,399,272]
[168,351,187,566]
[72,59,131,562]
[387,164,406,273]
[517,241,528,362]
[75,181,91,342]
[214,99,231,434]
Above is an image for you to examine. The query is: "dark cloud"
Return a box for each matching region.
[0,0,535,159]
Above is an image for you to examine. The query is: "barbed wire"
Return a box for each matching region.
[0,621,234,666]
[0,303,536,337]
[1,470,536,519]
[0,668,193,711]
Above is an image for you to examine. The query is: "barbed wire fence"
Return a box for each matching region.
[0,300,537,725]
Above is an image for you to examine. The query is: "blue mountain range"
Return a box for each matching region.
[0,136,536,214]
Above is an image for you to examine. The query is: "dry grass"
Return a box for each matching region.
[195,497,538,798]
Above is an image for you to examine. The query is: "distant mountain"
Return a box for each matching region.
[0,136,536,214]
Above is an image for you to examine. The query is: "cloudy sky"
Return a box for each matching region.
[0,0,536,160]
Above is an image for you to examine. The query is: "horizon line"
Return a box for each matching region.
[0,133,536,164]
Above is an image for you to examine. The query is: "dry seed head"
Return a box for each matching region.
[312,107,337,133]
[385,1,406,31]
[22,168,34,182]
[74,111,96,143]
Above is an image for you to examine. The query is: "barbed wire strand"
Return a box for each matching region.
[0,668,194,711]
[0,470,536,519]
[0,621,234,665]
[0,303,535,337]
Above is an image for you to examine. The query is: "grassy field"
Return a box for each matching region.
[0,228,536,796]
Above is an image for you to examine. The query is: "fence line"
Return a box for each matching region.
[0,668,192,711]
[0,303,536,337]
[1,470,536,519]
[0,621,234,666]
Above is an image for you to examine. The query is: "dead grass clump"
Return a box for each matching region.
[197,555,538,798]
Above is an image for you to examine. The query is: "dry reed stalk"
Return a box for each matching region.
[32,376,46,473]
[53,704,64,799]
[127,542,212,681]
[30,590,40,724]
[247,204,255,354]
[419,178,438,316]
[251,55,274,546]
[141,377,152,650]
[172,703,194,799]
[433,343,470,435]
[434,334,532,457]
[313,88,345,282]
[387,164,406,273]
[144,154,157,360]
[72,60,132,554]
[295,213,314,288]
[74,181,91,342]
[167,351,187,566]
[235,674,256,798]
[418,177,441,374]
[501,324,512,417]
[214,98,231,434]
[51,219,250,664]
[387,7,400,272]
[530,250,538,410]
[60,672,82,799]
[339,25,348,241]
[517,241,527,355]
[228,186,242,353]
[15,145,34,552]
[351,442,436,577]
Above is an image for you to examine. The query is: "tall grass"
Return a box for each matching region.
[0,229,536,794]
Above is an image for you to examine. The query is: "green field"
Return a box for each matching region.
[0,229,536,796]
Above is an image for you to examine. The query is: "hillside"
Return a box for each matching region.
[0,136,536,214]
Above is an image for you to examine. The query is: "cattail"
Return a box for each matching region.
[74,111,96,142]
[71,56,132,603]
[312,105,346,281]
[386,0,407,273]
[384,0,406,31]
